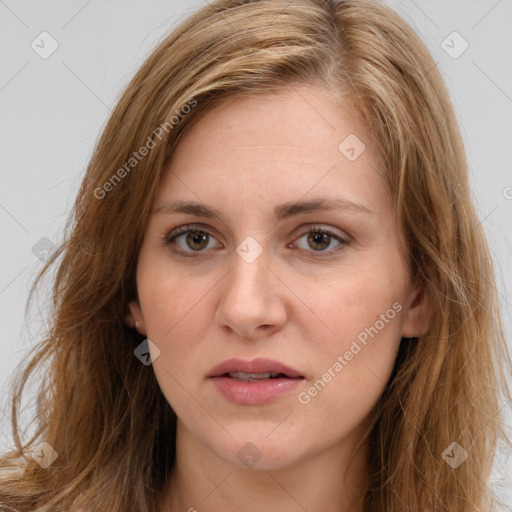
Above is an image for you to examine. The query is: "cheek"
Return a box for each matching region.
[138,269,214,418]
[135,257,214,404]
[296,262,406,409]
[305,258,406,341]
[137,250,212,339]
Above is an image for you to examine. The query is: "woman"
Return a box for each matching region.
[1,0,510,511]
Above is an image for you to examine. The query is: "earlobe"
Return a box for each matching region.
[401,284,433,338]
[125,300,147,335]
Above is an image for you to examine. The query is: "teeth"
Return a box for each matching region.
[228,371,281,381]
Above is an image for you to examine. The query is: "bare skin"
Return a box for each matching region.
[127,85,431,512]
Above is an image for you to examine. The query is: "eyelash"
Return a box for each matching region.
[162,224,350,259]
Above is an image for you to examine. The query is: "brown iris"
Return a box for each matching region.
[308,231,330,251]
[186,231,209,251]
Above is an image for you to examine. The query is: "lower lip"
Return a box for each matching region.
[209,376,304,405]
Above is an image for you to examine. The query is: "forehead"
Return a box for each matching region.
[156,86,389,215]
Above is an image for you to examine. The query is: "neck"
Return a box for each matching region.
[158,419,370,512]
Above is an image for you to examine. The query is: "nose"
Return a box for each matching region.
[215,246,287,339]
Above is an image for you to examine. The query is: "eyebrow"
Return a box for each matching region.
[152,197,373,221]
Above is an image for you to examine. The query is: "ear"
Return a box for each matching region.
[125,300,147,336]
[401,283,432,338]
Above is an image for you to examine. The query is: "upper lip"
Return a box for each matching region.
[208,358,304,378]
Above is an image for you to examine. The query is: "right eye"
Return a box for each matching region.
[164,225,222,258]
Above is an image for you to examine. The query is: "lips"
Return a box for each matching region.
[208,357,305,406]
[207,357,304,379]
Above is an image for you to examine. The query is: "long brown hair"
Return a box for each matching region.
[1,0,510,510]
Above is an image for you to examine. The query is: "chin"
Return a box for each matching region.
[205,429,306,471]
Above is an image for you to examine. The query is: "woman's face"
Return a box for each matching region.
[128,85,429,470]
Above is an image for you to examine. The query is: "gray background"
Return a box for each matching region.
[0,0,511,507]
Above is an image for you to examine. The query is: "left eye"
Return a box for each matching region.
[292,228,348,254]
[164,225,349,258]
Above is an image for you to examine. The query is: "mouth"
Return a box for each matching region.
[223,371,301,382]
[207,357,305,380]
[207,358,305,405]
